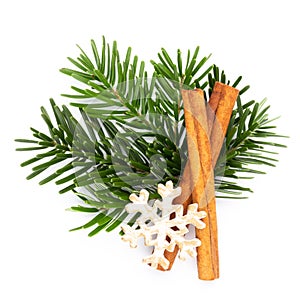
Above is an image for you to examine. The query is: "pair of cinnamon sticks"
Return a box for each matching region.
[158,82,239,280]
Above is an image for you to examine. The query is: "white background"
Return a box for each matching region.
[1,0,300,299]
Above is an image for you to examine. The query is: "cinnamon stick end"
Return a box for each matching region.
[214,81,239,95]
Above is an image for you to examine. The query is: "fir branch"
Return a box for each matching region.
[16,37,287,235]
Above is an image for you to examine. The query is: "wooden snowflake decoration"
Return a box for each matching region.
[121,181,207,270]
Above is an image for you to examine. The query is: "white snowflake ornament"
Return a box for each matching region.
[121,181,207,270]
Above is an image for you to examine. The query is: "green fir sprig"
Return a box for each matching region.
[15,37,286,236]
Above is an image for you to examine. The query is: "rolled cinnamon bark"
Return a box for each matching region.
[157,82,239,278]
[182,89,218,280]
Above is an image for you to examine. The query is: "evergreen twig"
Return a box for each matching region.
[15,37,287,235]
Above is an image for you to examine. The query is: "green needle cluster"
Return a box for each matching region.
[15,37,286,235]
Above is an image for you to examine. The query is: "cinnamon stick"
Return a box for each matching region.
[182,88,219,280]
[209,82,240,166]
[157,82,239,276]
